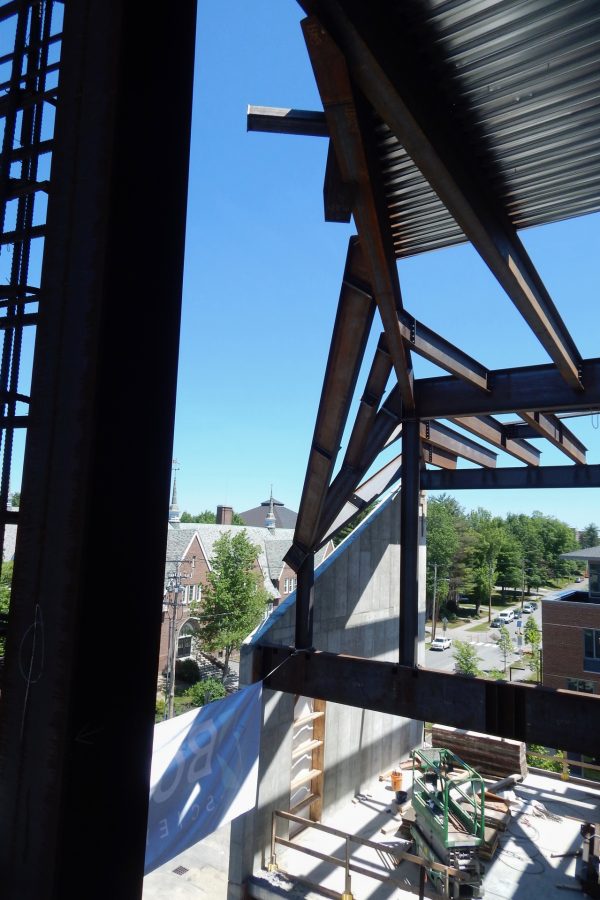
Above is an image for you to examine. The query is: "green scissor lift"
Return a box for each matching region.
[411,747,486,898]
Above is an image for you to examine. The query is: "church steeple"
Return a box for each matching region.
[169,458,181,523]
[265,485,276,532]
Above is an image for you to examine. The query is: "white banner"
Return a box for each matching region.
[145,681,262,874]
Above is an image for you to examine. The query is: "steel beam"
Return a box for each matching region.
[302,16,414,410]
[413,358,600,420]
[520,411,587,464]
[323,140,353,222]
[246,104,328,137]
[301,1,584,389]
[450,415,541,467]
[320,452,402,546]
[421,464,600,492]
[286,334,395,566]
[295,552,315,650]
[420,421,497,468]
[399,420,420,667]
[422,444,457,470]
[0,4,197,899]
[255,645,600,756]
[293,237,376,556]
[398,310,488,391]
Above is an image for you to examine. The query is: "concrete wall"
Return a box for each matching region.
[228,490,426,897]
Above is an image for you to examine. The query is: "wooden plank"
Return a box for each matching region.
[310,698,326,822]
[291,738,323,761]
[291,768,323,792]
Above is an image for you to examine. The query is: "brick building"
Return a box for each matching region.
[542,546,600,694]
[159,499,334,675]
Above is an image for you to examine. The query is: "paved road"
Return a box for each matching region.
[424,584,570,679]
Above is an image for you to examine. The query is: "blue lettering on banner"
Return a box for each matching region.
[145,681,262,874]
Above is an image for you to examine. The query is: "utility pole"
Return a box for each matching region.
[163,556,194,719]
[432,563,438,640]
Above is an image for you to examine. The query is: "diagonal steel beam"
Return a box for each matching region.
[302,16,414,410]
[319,452,402,546]
[422,443,457,470]
[286,343,397,571]
[520,411,587,465]
[303,1,583,389]
[420,420,497,468]
[293,237,376,556]
[450,416,541,467]
[398,310,488,391]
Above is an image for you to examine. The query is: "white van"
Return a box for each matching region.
[498,609,514,623]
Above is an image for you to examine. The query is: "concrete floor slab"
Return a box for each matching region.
[141,766,600,900]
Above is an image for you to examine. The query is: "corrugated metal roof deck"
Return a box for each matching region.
[376,0,600,258]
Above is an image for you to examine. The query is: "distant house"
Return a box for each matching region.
[238,493,298,529]
[160,499,334,674]
[542,545,600,694]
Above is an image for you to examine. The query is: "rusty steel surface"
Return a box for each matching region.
[255,644,600,757]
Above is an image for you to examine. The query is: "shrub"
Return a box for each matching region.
[527,744,567,774]
[452,640,481,676]
[185,677,227,707]
[175,657,200,683]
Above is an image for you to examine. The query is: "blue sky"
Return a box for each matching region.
[172,0,600,529]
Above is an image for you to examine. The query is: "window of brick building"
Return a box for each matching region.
[583,629,600,673]
[567,678,596,693]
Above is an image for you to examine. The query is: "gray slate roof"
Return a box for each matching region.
[239,503,298,529]
[561,545,600,561]
[168,522,297,598]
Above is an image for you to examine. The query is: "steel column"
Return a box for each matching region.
[0,3,197,898]
[295,552,315,650]
[399,419,420,666]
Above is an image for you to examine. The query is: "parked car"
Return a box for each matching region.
[522,602,536,614]
[576,576,584,583]
[497,609,515,623]
[491,616,503,628]
[431,636,452,651]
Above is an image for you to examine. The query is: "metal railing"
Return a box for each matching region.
[268,809,464,900]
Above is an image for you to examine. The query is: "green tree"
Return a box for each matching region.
[468,510,505,617]
[579,523,599,549]
[185,677,227,706]
[0,561,12,654]
[427,496,460,617]
[496,534,522,598]
[524,617,541,680]
[497,625,514,673]
[10,491,19,507]
[181,509,245,524]
[333,502,377,546]
[193,530,269,680]
[452,640,481,676]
